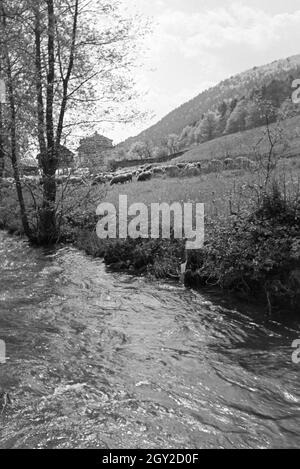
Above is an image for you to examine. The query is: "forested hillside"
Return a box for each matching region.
[116,54,300,160]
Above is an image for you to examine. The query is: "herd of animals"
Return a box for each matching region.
[107,156,256,186]
[0,156,256,188]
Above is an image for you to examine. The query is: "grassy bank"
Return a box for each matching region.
[1,159,299,313]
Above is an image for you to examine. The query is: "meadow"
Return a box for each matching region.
[100,155,300,222]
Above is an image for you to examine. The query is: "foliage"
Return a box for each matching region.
[186,180,300,313]
[77,232,185,279]
[128,140,153,160]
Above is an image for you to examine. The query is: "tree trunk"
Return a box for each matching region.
[39,173,57,243]
[8,89,31,238]
[35,0,57,244]
[34,0,78,244]
[0,10,5,179]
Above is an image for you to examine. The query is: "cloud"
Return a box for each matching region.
[107,1,300,142]
[138,3,300,111]
[156,4,300,58]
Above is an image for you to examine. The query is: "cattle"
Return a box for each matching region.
[208,159,223,172]
[92,174,106,185]
[176,163,187,169]
[110,174,122,186]
[137,171,152,182]
[69,176,83,185]
[125,173,133,183]
[55,175,68,185]
[153,167,165,176]
[110,173,133,186]
[235,156,252,170]
[199,161,210,173]
[183,164,200,177]
[61,175,69,184]
[74,167,90,177]
[164,165,179,177]
[0,177,14,187]
[235,157,243,169]
[223,158,235,170]
[248,160,256,171]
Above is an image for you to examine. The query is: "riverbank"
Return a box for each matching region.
[75,181,300,314]
[1,166,299,314]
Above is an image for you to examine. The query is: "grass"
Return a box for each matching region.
[99,156,300,221]
[1,156,299,239]
[173,116,300,164]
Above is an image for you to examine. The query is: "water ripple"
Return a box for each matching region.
[0,232,299,449]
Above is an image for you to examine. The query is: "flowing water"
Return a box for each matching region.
[0,231,299,449]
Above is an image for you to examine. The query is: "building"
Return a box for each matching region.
[76,132,113,169]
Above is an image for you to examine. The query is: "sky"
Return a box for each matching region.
[102,0,300,143]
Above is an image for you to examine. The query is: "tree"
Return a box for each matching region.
[128,141,144,159]
[195,111,217,142]
[128,140,153,160]
[0,0,147,243]
[229,98,238,113]
[0,0,31,236]
[245,101,265,129]
[152,146,168,159]
[246,96,278,130]
[260,79,290,109]
[252,105,289,188]
[179,125,193,148]
[216,101,228,135]
[166,134,180,154]
[279,98,300,119]
[225,99,248,134]
[0,96,4,178]
[113,147,127,162]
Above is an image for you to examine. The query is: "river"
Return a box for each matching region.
[0,232,299,449]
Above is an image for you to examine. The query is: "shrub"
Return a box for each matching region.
[185,180,300,312]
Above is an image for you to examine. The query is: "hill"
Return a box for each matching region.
[120,54,300,150]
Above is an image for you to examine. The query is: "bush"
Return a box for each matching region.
[185,180,300,312]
